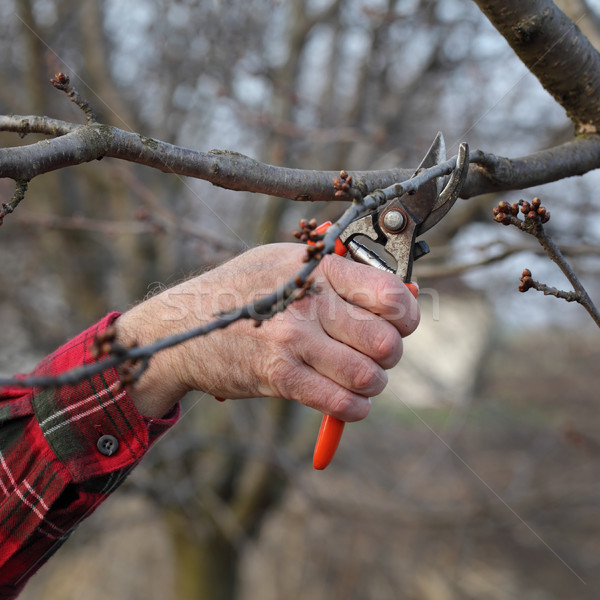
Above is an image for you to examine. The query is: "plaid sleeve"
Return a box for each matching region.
[0,313,180,598]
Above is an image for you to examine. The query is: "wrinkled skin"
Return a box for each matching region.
[116,243,420,420]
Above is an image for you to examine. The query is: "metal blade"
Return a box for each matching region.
[400,132,446,225]
[414,131,446,173]
[417,142,469,236]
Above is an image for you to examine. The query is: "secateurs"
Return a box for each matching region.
[312,132,470,469]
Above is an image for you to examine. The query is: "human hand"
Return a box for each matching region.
[116,243,419,420]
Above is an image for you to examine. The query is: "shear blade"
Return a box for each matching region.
[414,132,446,174]
[417,142,470,235]
[400,132,446,225]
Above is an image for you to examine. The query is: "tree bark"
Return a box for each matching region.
[2,115,600,203]
[473,0,600,133]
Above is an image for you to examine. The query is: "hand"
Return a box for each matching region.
[116,243,420,419]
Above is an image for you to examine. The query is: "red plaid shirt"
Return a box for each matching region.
[0,313,179,598]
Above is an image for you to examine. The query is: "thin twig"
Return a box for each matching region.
[49,72,97,123]
[524,277,581,303]
[494,198,600,327]
[0,180,29,225]
[524,229,600,328]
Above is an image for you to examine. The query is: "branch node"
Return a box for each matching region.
[333,169,363,202]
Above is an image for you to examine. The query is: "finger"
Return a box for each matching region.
[319,254,420,337]
[313,293,403,369]
[299,331,388,398]
[266,359,372,422]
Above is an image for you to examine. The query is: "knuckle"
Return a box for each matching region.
[269,314,313,349]
[373,327,402,365]
[351,359,385,393]
[330,393,353,417]
[330,391,371,422]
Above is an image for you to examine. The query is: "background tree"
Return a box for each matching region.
[2,0,600,599]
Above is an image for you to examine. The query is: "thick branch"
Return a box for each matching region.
[473,0,600,133]
[464,137,600,197]
[0,117,413,201]
[2,115,600,202]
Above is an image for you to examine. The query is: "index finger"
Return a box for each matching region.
[319,253,420,337]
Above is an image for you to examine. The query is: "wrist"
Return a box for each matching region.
[114,303,191,418]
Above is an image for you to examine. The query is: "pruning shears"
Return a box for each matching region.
[312,132,470,469]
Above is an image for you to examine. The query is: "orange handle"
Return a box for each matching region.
[309,221,347,256]
[406,282,419,299]
[312,281,419,470]
[313,415,346,469]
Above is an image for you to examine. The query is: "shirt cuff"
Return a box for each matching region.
[31,312,180,484]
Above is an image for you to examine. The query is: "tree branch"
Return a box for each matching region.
[473,0,600,133]
[493,197,600,327]
[0,180,29,224]
[465,138,600,197]
[2,115,600,204]
[0,117,413,202]
[0,115,78,137]
[521,274,582,302]
[49,72,97,123]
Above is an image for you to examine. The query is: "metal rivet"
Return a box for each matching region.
[382,210,406,232]
[97,434,119,457]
